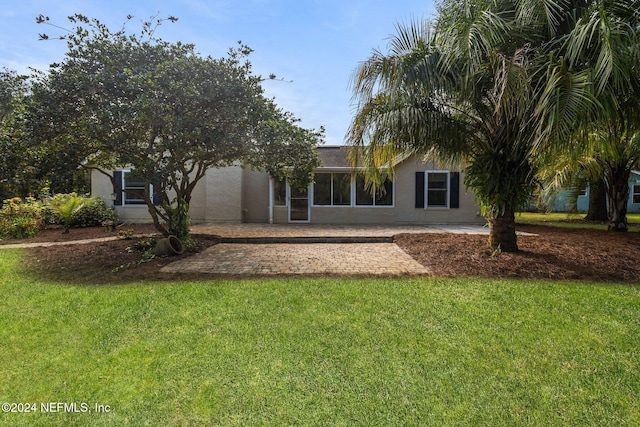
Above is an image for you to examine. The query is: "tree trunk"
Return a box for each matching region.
[607,167,629,232]
[488,208,518,252]
[584,177,608,221]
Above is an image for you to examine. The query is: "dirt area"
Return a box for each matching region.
[3,223,640,284]
[396,225,640,283]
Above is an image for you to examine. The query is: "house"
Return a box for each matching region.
[90,146,483,225]
[551,170,640,214]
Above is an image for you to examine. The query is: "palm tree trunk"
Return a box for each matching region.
[584,177,608,221]
[607,167,629,232]
[488,208,518,252]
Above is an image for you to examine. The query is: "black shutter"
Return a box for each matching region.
[450,172,460,209]
[415,172,425,208]
[113,171,123,206]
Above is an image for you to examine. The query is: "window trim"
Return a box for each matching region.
[312,172,352,207]
[354,175,395,208]
[633,184,640,204]
[425,170,450,209]
[311,171,395,208]
[121,169,153,207]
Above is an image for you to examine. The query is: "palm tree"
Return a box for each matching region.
[49,193,85,234]
[532,0,640,231]
[349,2,539,252]
[349,0,640,253]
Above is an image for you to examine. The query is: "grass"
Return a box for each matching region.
[1,249,639,426]
[517,211,640,231]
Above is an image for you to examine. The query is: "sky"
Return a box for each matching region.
[0,0,437,146]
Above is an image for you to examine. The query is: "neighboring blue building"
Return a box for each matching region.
[553,170,640,213]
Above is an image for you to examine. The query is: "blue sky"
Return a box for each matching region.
[0,0,437,146]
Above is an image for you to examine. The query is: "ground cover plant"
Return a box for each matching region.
[0,247,638,426]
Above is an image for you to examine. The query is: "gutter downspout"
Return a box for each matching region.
[268,176,274,224]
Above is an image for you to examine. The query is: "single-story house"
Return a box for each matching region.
[552,170,640,214]
[91,146,484,225]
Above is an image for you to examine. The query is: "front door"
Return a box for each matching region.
[288,185,310,222]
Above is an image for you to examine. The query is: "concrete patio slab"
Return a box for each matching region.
[190,223,490,238]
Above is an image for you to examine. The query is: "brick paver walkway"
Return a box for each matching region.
[160,242,430,276]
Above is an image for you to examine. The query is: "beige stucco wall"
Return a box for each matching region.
[272,156,483,225]
[91,154,483,226]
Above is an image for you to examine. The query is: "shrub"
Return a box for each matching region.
[0,194,120,239]
[48,193,85,233]
[45,193,119,229]
[70,196,118,228]
[0,197,44,239]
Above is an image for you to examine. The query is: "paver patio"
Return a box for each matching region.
[163,223,492,276]
[161,242,430,276]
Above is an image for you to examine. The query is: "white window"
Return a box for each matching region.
[312,172,394,207]
[355,175,393,206]
[426,171,449,208]
[122,170,151,206]
[313,173,351,206]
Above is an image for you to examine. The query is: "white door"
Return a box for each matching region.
[288,185,310,222]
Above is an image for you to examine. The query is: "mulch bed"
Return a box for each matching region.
[3,223,639,284]
[395,224,640,283]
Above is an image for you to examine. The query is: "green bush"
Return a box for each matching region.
[0,194,119,239]
[70,196,118,228]
[0,197,44,239]
[45,193,118,228]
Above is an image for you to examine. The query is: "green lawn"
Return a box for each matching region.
[1,249,639,426]
[517,211,640,231]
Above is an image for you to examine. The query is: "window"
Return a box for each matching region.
[273,177,286,206]
[332,173,351,205]
[123,170,147,205]
[355,175,393,206]
[313,173,351,206]
[633,185,640,204]
[426,171,449,208]
[122,170,151,206]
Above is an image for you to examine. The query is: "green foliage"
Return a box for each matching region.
[69,196,118,228]
[349,0,640,249]
[164,201,191,240]
[45,193,119,229]
[0,193,119,239]
[30,14,323,239]
[47,193,85,233]
[113,236,159,272]
[0,197,44,239]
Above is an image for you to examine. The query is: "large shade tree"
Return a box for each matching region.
[30,15,322,239]
[0,69,37,199]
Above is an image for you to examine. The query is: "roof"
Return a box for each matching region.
[316,145,410,169]
[316,146,355,168]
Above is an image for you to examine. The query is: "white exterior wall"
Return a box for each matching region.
[204,165,243,223]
